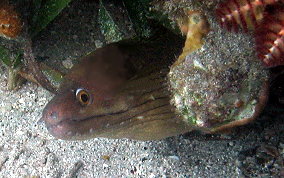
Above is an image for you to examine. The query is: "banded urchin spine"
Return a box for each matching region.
[255,6,284,67]
[216,0,281,31]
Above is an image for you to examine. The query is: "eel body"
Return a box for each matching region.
[41,32,193,140]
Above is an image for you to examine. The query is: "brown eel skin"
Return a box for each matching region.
[41,30,194,140]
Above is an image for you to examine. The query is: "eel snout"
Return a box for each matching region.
[40,92,79,140]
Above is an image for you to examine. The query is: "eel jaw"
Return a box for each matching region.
[40,106,78,140]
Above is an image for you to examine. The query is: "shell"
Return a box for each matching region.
[168,9,269,132]
[168,29,269,131]
[215,0,280,31]
[255,6,284,67]
[0,1,22,38]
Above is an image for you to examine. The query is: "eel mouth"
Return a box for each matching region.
[41,110,130,140]
[41,101,160,140]
[41,100,174,140]
[42,116,113,140]
[44,119,77,140]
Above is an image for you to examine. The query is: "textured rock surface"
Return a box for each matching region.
[169,12,268,130]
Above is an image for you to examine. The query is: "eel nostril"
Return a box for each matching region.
[50,112,58,120]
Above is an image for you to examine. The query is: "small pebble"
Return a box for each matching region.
[95,40,103,48]
[62,59,74,69]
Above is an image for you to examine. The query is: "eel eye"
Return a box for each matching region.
[75,88,91,106]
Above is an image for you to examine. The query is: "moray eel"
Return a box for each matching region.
[41,31,193,140]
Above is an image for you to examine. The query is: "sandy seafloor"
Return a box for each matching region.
[0,0,283,177]
[0,68,283,178]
